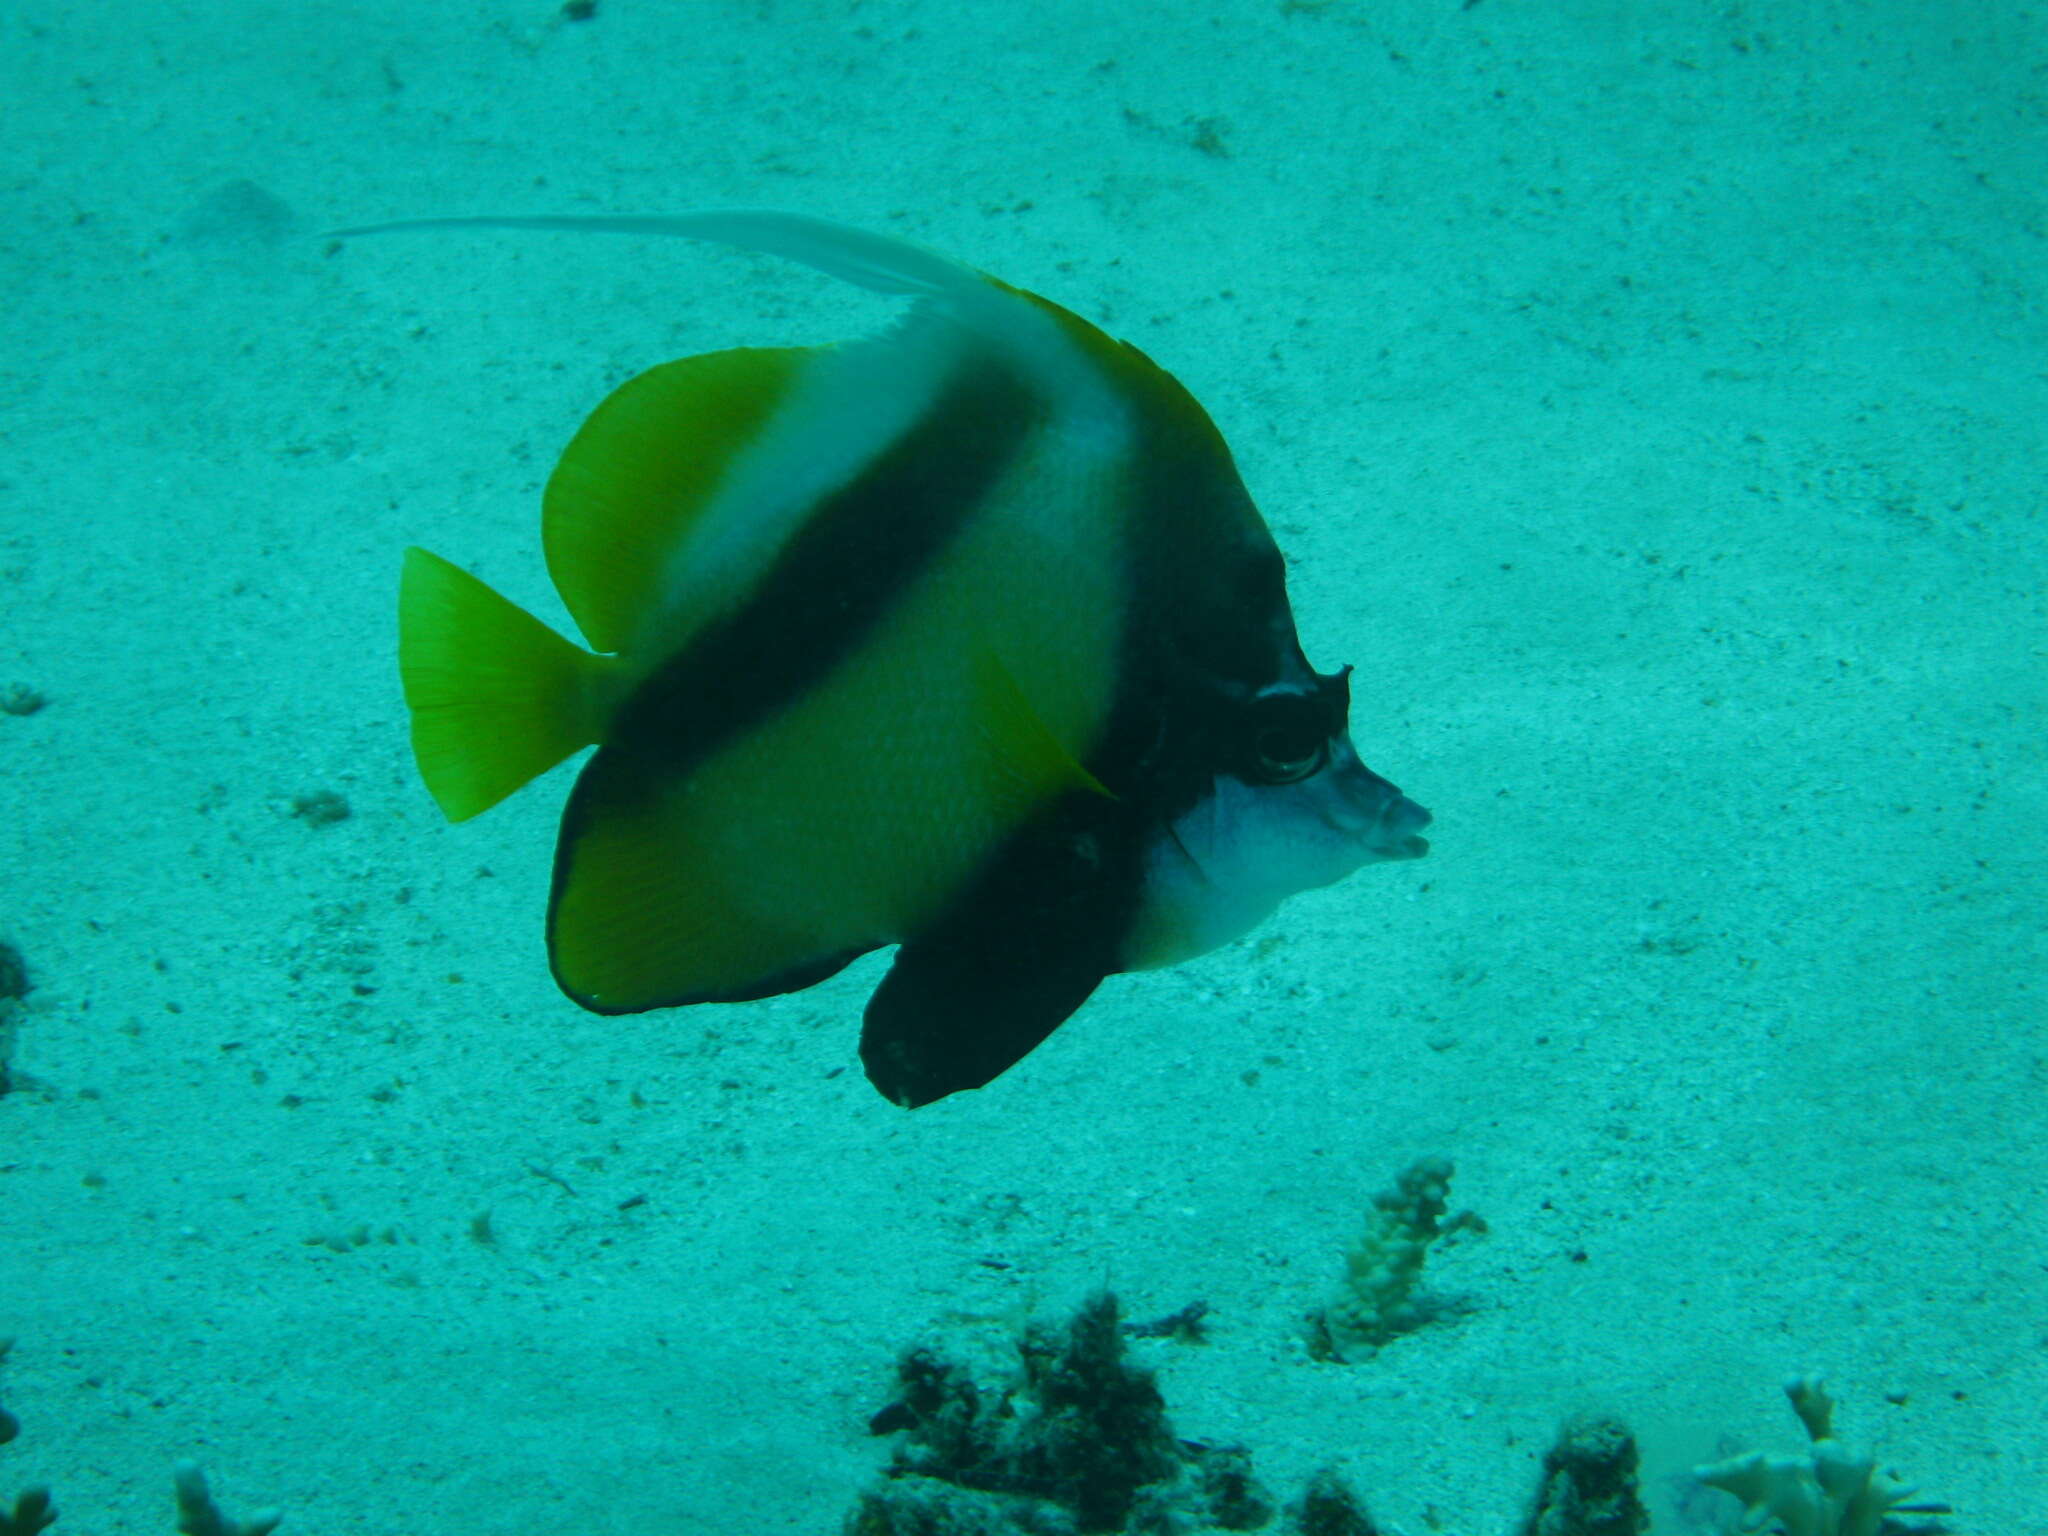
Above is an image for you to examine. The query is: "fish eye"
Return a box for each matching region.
[1247,696,1327,784]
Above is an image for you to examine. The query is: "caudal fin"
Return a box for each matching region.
[398,547,617,821]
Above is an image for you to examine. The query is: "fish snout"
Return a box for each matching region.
[1329,755,1430,859]
[1373,793,1431,860]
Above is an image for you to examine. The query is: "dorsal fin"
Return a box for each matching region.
[333,211,1027,658]
[330,211,988,302]
[543,345,809,654]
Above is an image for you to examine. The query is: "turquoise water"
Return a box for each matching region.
[2,2,2041,1530]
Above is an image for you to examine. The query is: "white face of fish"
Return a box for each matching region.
[1126,735,1430,971]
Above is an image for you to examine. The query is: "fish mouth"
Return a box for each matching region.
[1370,796,1432,860]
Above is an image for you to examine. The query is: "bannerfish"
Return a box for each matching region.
[348,211,1431,1107]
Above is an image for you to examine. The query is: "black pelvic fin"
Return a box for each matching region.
[860,797,1137,1107]
[861,936,1106,1108]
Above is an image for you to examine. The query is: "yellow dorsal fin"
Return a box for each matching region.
[398,547,624,821]
[543,346,810,654]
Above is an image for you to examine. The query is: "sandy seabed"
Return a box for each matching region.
[3,2,2042,1531]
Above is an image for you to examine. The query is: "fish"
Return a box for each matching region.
[346,211,1431,1107]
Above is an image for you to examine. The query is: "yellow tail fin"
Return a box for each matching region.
[398,547,618,822]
